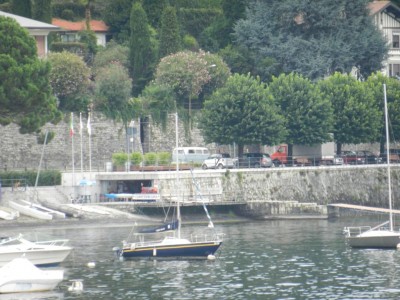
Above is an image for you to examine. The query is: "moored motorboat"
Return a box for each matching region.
[0,234,72,267]
[0,257,63,293]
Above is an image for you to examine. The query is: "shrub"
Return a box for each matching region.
[144,152,158,166]
[158,152,171,165]
[130,152,143,166]
[112,152,128,167]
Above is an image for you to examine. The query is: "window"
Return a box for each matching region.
[389,63,400,77]
[393,32,400,48]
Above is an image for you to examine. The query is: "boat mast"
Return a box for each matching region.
[383,84,393,231]
[175,112,181,239]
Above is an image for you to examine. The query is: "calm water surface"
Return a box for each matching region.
[2,217,400,300]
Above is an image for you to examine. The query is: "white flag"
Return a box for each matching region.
[87,112,92,136]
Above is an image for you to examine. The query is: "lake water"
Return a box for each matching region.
[2,216,400,300]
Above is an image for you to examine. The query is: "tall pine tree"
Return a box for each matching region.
[159,6,181,59]
[129,2,155,96]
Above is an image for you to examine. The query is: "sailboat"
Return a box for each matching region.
[343,83,400,248]
[114,113,223,259]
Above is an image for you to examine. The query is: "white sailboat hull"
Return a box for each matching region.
[9,201,53,220]
[347,230,400,248]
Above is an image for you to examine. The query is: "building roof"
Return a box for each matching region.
[0,10,60,30]
[369,1,400,18]
[52,19,109,32]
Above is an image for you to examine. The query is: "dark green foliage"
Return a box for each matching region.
[92,40,130,75]
[318,73,381,151]
[0,170,61,186]
[94,62,136,126]
[11,0,31,17]
[159,6,181,59]
[78,29,99,64]
[129,2,155,96]
[0,2,11,12]
[268,73,334,147]
[234,0,388,80]
[52,2,86,20]
[32,0,52,23]
[142,0,168,29]
[365,73,400,152]
[103,0,132,42]
[140,83,177,131]
[177,8,222,40]
[0,16,62,134]
[200,73,286,153]
[37,131,55,144]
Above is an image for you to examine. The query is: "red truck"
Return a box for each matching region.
[270,143,341,166]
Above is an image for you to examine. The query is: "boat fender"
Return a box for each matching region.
[130,244,136,250]
[207,254,216,261]
[68,280,83,292]
[397,243,400,250]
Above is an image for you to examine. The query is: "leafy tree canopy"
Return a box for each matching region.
[200,73,286,155]
[47,51,92,112]
[92,40,129,75]
[365,72,400,152]
[267,73,334,147]
[234,0,388,80]
[0,16,61,134]
[94,62,136,126]
[318,72,381,153]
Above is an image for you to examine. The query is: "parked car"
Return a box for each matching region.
[380,148,400,163]
[355,150,382,164]
[201,153,235,169]
[333,155,344,165]
[235,153,274,168]
[340,150,366,165]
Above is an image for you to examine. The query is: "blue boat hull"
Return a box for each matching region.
[120,241,222,259]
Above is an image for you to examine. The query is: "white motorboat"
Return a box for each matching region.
[0,257,63,293]
[344,84,400,248]
[0,234,72,267]
[9,200,53,220]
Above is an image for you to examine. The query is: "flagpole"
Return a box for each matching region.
[80,112,83,176]
[87,110,92,178]
[70,112,75,188]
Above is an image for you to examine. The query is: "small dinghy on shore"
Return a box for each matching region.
[0,257,63,293]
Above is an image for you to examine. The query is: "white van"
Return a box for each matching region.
[172,147,210,163]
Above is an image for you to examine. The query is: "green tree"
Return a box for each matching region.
[365,73,400,153]
[103,0,132,42]
[140,83,178,131]
[0,16,61,134]
[11,0,31,17]
[154,50,212,129]
[32,0,52,23]
[268,73,334,159]
[92,40,129,75]
[142,0,168,29]
[159,6,181,59]
[318,73,381,154]
[234,0,387,80]
[47,51,91,112]
[94,62,138,126]
[129,2,156,96]
[200,73,286,155]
